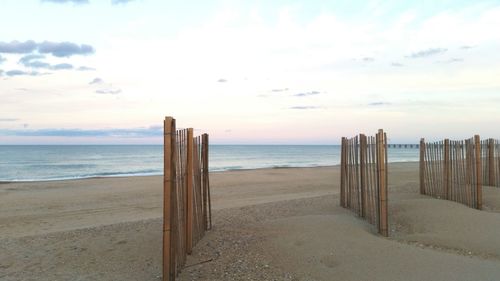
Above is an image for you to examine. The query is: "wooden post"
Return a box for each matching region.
[163,117,176,281]
[444,139,450,200]
[475,135,482,210]
[419,138,425,195]
[359,134,367,218]
[202,133,210,230]
[186,128,194,254]
[489,138,495,186]
[340,137,346,208]
[377,129,388,237]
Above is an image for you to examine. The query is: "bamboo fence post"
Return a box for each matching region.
[360,134,367,218]
[420,138,425,195]
[186,128,194,254]
[340,137,346,208]
[163,117,176,281]
[377,129,388,237]
[444,139,450,199]
[475,135,482,210]
[489,138,495,186]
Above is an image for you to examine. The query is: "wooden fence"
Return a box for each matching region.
[340,129,388,237]
[481,138,500,187]
[163,117,212,281]
[419,136,482,209]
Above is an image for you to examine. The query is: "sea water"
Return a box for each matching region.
[0,145,419,181]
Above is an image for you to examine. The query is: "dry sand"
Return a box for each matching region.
[1,163,500,280]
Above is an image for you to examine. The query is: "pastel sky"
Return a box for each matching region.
[1,0,500,144]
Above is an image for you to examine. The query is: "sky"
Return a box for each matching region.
[1,0,500,144]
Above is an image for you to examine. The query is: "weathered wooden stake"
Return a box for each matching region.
[475,135,482,210]
[419,138,425,195]
[340,137,346,208]
[377,129,388,237]
[186,128,194,254]
[444,139,450,199]
[359,134,367,218]
[163,117,176,281]
[488,138,495,186]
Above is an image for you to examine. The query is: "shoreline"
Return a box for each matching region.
[0,161,420,184]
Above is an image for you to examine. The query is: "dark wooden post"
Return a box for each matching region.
[475,135,482,210]
[202,133,211,230]
[488,138,495,186]
[340,137,346,208]
[163,117,176,281]
[186,128,194,254]
[377,129,388,237]
[420,138,425,195]
[359,134,367,218]
[444,139,450,199]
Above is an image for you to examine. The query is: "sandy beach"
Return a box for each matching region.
[1,162,500,281]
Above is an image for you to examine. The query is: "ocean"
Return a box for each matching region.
[0,145,419,182]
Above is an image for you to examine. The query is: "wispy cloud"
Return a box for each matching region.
[95,88,122,94]
[460,45,475,50]
[112,0,135,4]
[362,57,375,62]
[38,41,94,57]
[271,88,288,92]
[0,126,163,137]
[41,0,89,4]
[77,66,95,71]
[406,48,447,58]
[0,55,5,64]
[0,40,94,57]
[217,78,227,83]
[18,54,73,70]
[89,77,104,85]
[436,58,464,64]
[368,102,391,106]
[0,118,19,122]
[391,62,404,67]
[293,91,320,97]
[5,70,41,77]
[289,106,320,110]
[0,40,37,54]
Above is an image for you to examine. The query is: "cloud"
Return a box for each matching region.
[41,0,89,4]
[51,63,73,70]
[289,106,320,110]
[95,88,122,94]
[271,88,289,92]
[362,57,375,62]
[217,78,227,83]
[293,91,320,97]
[406,48,447,58]
[38,41,95,57]
[391,62,404,67]
[0,40,37,54]
[368,102,391,106]
[77,66,95,71]
[18,55,73,70]
[0,126,163,138]
[5,70,40,77]
[436,58,464,64]
[112,0,135,4]
[89,77,104,85]
[460,45,475,50]
[0,69,3,76]
[0,118,19,122]
[0,55,5,64]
